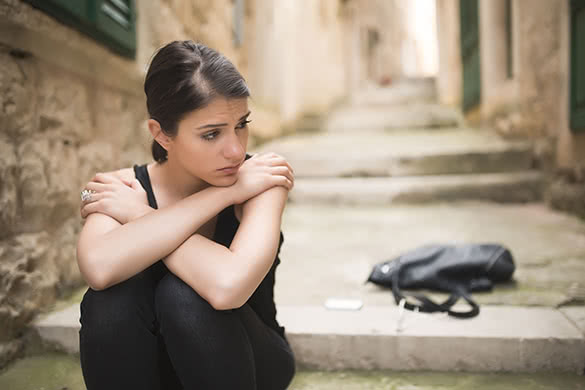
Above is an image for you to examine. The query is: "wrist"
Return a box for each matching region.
[134,204,154,221]
[212,184,239,206]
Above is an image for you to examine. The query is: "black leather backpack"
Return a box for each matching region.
[366,243,516,318]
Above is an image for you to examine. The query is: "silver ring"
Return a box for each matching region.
[81,189,95,202]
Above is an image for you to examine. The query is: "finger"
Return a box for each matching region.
[276,176,293,191]
[84,182,111,193]
[92,172,125,184]
[267,156,294,174]
[81,202,101,219]
[81,192,104,205]
[131,179,144,190]
[270,166,294,184]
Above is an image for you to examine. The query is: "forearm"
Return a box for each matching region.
[79,185,234,289]
[164,187,286,309]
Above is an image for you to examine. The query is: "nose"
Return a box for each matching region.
[222,132,244,162]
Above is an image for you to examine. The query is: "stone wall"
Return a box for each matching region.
[0,0,250,367]
[436,0,462,107]
[247,0,348,133]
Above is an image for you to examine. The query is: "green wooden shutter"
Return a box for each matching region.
[23,0,136,59]
[460,0,481,112]
[570,0,585,132]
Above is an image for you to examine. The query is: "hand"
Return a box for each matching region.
[80,172,152,224]
[230,152,294,204]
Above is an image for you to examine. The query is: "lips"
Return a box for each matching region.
[218,160,242,171]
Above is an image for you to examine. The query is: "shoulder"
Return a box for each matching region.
[97,167,136,182]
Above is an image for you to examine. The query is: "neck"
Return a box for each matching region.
[149,157,209,201]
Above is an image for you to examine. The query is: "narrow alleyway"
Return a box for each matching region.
[3,78,585,389]
[253,77,585,372]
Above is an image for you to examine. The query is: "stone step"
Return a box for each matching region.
[30,303,585,374]
[278,305,585,373]
[288,171,544,205]
[352,77,436,106]
[254,130,534,178]
[325,104,463,132]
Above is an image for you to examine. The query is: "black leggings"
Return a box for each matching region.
[78,261,295,390]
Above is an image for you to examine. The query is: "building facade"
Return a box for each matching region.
[0,0,353,367]
[436,0,585,218]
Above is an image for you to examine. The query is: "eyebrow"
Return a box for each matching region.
[196,111,251,130]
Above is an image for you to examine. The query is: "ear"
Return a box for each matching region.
[147,119,173,152]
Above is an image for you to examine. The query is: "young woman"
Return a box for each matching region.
[76,40,296,390]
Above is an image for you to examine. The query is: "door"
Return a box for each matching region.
[460,0,481,112]
[571,0,585,132]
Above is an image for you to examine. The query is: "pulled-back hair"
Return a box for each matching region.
[144,40,250,162]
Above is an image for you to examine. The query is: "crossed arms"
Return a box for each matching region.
[76,153,292,310]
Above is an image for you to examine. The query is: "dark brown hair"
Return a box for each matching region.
[144,40,250,162]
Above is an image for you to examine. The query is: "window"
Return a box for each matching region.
[24,0,136,59]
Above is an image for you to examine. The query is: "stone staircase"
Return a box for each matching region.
[256,79,543,206]
[27,79,585,379]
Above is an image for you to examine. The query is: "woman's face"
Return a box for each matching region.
[171,97,249,187]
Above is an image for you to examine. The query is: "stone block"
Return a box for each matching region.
[16,133,80,232]
[36,65,92,144]
[0,137,19,238]
[0,50,38,139]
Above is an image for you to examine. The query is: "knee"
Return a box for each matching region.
[154,273,229,328]
[79,273,156,336]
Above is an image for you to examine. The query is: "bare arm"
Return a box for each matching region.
[163,186,288,310]
[77,185,234,290]
[77,153,293,291]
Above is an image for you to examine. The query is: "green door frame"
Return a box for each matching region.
[460,0,481,112]
[570,0,585,132]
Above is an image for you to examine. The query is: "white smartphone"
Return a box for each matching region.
[324,298,363,311]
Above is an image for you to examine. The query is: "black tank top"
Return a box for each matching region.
[132,162,286,339]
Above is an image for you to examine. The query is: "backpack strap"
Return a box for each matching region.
[390,261,480,318]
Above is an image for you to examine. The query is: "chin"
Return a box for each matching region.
[209,174,239,187]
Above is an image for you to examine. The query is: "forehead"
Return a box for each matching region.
[183,97,249,125]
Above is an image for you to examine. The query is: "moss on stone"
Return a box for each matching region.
[1,353,583,390]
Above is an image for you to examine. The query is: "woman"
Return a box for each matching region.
[76,40,296,390]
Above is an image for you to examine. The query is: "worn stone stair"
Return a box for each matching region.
[351,77,437,107]
[31,302,585,373]
[325,104,464,132]
[255,129,543,204]
[257,130,535,178]
[288,172,543,205]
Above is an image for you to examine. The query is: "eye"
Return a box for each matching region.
[236,120,251,129]
[201,131,219,141]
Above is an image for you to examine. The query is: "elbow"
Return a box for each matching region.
[77,248,110,291]
[207,277,246,311]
